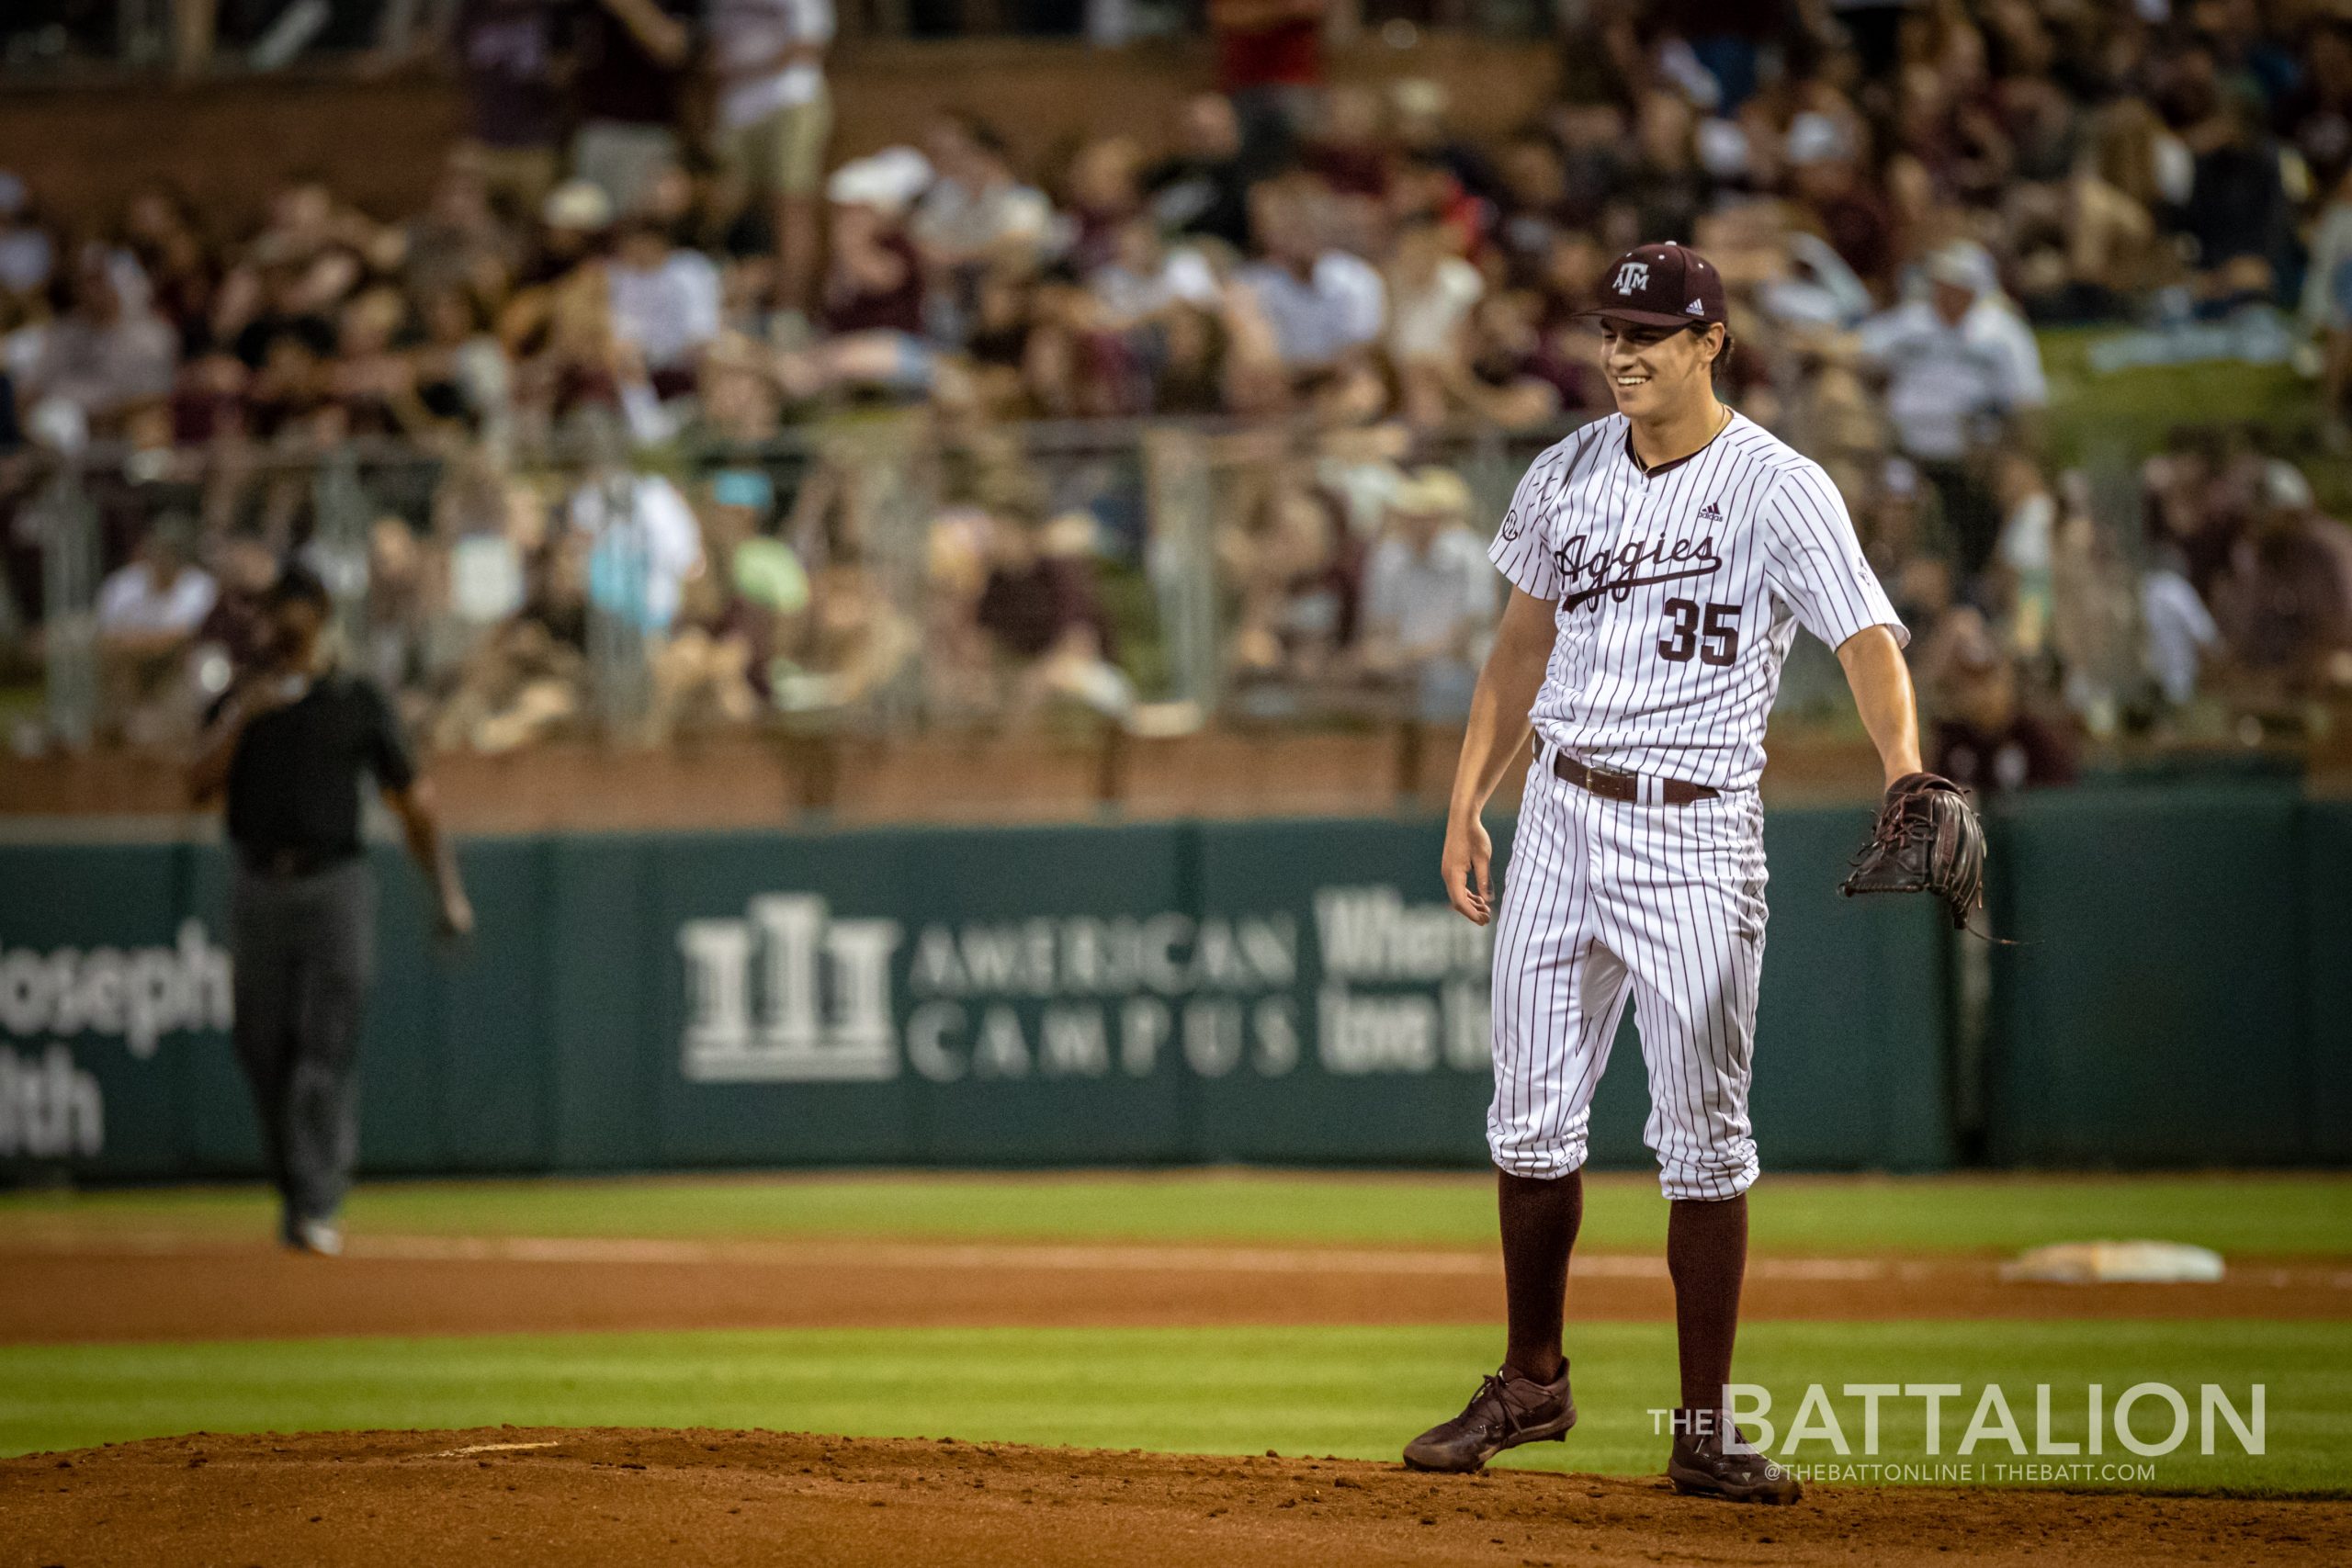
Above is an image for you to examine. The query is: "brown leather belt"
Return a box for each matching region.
[1551,750,1720,806]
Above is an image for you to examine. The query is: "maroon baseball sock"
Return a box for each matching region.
[1497,1167,1582,1382]
[1668,1192,1749,1417]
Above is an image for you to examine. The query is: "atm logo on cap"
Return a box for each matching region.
[1614,261,1650,293]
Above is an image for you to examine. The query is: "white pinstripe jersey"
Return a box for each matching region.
[1488,412,1905,792]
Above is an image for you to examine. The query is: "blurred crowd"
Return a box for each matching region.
[4,0,2352,778]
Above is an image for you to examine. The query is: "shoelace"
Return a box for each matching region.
[1468,1373,1532,1433]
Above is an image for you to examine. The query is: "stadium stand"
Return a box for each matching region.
[0,0,2347,820]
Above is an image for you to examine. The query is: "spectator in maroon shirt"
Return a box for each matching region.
[194,534,280,684]
[448,0,574,220]
[117,182,220,359]
[1302,85,1390,202]
[820,193,924,339]
[2209,462,2352,700]
[974,509,1131,724]
[977,515,1114,663]
[1457,289,1595,429]
[1209,0,1327,172]
[1784,111,1895,299]
[1059,136,1147,278]
[764,153,937,406]
[1928,609,2079,798]
[570,0,694,218]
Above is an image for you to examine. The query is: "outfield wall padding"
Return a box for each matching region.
[2309,802,2352,1165]
[1980,786,2324,1167]
[0,788,2331,1180]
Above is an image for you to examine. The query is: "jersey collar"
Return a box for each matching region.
[1623,408,1737,479]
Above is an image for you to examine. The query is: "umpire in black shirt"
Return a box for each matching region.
[188,563,471,1256]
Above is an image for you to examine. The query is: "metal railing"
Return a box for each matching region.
[5,415,1581,755]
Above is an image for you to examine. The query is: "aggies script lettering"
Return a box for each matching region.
[1553,531,1724,611]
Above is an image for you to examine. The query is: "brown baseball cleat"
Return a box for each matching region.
[1401,1364,1576,1473]
[1666,1414,1803,1505]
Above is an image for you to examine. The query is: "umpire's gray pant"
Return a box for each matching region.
[230,857,375,1232]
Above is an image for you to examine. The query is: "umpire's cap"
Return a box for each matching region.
[1578,243,1727,329]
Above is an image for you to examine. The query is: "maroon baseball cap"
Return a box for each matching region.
[1578,242,1727,329]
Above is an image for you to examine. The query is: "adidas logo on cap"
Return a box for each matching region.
[1687,299,1705,315]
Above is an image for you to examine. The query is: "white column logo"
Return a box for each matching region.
[679,895,902,1081]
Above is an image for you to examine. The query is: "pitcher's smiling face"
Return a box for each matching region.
[1599,319,1724,420]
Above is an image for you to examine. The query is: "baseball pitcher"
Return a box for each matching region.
[1408,243,1981,1502]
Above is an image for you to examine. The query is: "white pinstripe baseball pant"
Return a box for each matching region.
[1487,745,1769,1200]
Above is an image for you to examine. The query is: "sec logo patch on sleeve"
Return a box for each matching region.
[1501,505,1526,541]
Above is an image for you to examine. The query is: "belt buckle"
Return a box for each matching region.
[1589,764,1638,802]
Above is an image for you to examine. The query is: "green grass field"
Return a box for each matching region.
[6,1171,2348,1493]
[6,1322,2338,1492]
[8,1168,2352,1256]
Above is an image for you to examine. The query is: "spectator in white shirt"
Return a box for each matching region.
[24,250,176,446]
[2141,545,2220,710]
[570,469,706,633]
[707,0,833,311]
[0,171,55,305]
[97,519,219,743]
[1227,176,1385,414]
[1385,211,1482,427]
[99,522,219,642]
[1357,467,1494,719]
[1854,242,2049,575]
[1858,242,2048,462]
[1086,216,1223,332]
[910,114,1054,276]
[606,217,721,387]
[1233,180,1384,368]
[1991,450,2055,657]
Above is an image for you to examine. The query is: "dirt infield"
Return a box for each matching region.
[9,1230,2348,1563]
[7,1427,2348,1568]
[3,1234,2346,1344]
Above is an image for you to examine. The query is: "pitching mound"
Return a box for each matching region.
[6,1427,2346,1567]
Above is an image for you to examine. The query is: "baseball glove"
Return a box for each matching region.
[1839,773,1985,930]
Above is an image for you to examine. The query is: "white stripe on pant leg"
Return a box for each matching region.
[1534,773,1626,1172]
[1539,791,1630,1176]
[1652,803,1758,1202]
[1487,758,1575,1175]
[1589,794,1765,1201]
[1487,762,1626,1178]
[1487,755,1567,1170]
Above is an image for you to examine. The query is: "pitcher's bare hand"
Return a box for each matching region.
[1442,813,1493,926]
